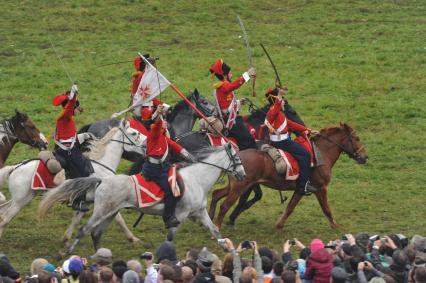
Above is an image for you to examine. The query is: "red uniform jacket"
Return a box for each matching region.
[146,119,183,158]
[215,76,246,111]
[55,95,77,141]
[128,118,149,136]
[265,99,306,134]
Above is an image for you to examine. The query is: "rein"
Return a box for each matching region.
[315,130,363,160]
[89,159,116,174]
[196,145,242,175]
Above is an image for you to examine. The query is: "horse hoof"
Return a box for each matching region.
[226,220,235,226]
[130,237,142,244]
[55,251,66,261]
[275,222,284,230]
[331,223,342,229]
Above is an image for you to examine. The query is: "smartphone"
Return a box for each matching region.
[241,240,252,249]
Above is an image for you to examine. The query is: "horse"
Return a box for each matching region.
[208,123,368,230]
[0,120,145,242]
[0,110,47,168]
[39,143,246,254]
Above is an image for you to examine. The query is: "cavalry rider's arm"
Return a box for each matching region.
[287,119,307,133]
[149,118,163,140]
[60,87,78,120]
[166,137,184,155]
[220,75,249,93]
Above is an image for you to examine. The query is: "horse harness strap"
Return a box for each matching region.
[89,159,116,174]
[315,131,361,159]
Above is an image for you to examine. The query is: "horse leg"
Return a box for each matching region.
[63,211,85,245]
[91,212,119,251]
[215,184,243,230]
[208,186,229,220]
[114,212,141,243]
[275,192,303,230]
[0,193,33,238]
[229,184,263,225]
[315,187,340,229]
[198,209,222,240]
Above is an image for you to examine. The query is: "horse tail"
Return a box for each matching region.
[0,166,16,188]
[38,177,102,219]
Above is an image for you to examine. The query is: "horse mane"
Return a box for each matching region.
[84,127,119,160]
[176,146,223,168]
[167,95,192,122]
[312,123,353,141]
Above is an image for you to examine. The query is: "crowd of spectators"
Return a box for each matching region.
[1,233,425,283]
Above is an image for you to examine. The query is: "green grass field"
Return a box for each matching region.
[0,0,425,273]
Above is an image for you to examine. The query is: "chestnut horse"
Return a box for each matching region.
[208,123,368,230]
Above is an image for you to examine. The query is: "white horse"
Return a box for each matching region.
[0,120,145,242]
[39,143,246,254]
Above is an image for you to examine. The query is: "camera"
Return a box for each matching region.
[325,241,337,249]
[241,240,253,249]
[218,238,226,244]
[369,235,380,242]
[289,240,296,246]
[140,252,153,260]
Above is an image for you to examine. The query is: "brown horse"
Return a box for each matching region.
[0,110,47,168]
[208,123,368,230]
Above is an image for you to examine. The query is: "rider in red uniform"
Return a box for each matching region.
[209,59,257,150]
[142,106,196,228]
[52,84,93,211]
[129,54,169,134]
[265,88,317,195]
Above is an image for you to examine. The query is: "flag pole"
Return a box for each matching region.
[169,84,229,140]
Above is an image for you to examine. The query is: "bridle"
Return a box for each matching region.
[197,145,243,176]
[0,118,40,148]
[316,129,364,160]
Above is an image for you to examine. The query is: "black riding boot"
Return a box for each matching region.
[163,194,180,228]
[72,194,89,212]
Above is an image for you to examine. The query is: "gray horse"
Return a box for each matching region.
[39,144,245,253]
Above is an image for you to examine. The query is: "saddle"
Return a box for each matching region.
[131,165,185,208]
[261,135,322,180]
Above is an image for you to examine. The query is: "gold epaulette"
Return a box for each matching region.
[214,81,224,89]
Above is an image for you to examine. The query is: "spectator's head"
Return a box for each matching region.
[391,250,408,269]
[126,260,142,274]
[186,248,200,262]
[196,248,214,273]
[112,260,128,281]
[406,245,417,265]
[299,248,311,260]
[261,256,273,274]
[193,272,215,283]
[91,248,113,266]
[415,267,426,283]
[370,277,386,283]
[42,263,55,273]
[182,266,194,283]
[36,271,51,283]
[310,239,324,253]
[69,257,85,279]
[273,261,284,277]
[156,242,178,264]
[242,266,257,282]
[222,253,233,275]
[355,233,370,253]
[239,272,254,283]
[211,257,223,276]
[183,260,197,276]
[30,258,48,275]
[412,236,426,254]
[383,275,397,283]
[79,270,98,283]
[158,265,181,283]
[331,267,348,283]
[281,270,296,283]
[122,270,140,283]
[270,278,283,283]
[62,259,71,275]
[99,267,114,283]
[259,247,274,261]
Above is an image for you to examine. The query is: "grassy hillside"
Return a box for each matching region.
[0,0,425,272]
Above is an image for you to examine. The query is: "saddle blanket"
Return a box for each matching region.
[277,149,300,180]
[206,133,239,150]
[31,161,56,190]
[131,165,182,208]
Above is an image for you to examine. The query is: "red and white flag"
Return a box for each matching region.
[133,55,171,106]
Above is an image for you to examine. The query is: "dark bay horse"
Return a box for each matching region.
[0,110,47,168]
[208,123,368,230]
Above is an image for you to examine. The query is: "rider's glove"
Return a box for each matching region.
[68,84,78,100]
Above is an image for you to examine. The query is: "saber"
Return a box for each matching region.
[237,15,256,97]
[97,57,160,68]
[47,35,74,84]
[260,43,282,87]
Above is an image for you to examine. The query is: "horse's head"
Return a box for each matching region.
[119,119,146,157]
[338,123,368,164]
[191,89,216,117]
[225,143,246,181]
[12,109,47,150]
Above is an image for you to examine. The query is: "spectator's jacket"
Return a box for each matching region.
[233,251,264,283]
[304,248,333,283]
